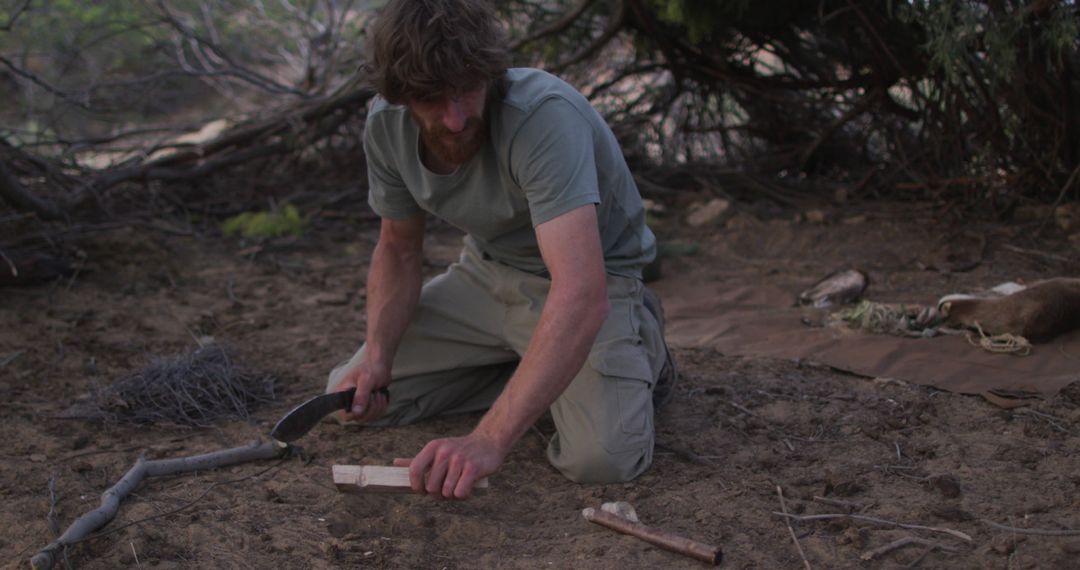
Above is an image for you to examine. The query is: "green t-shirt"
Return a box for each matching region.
[364,68,656,279]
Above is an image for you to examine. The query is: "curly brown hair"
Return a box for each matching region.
[364,0,511,104]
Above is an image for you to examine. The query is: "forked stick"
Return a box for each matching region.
[30,440,290,570]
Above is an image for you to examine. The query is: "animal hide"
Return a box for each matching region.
[938,278,1080,343]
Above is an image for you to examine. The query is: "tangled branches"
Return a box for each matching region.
[67,343,277,428]
[1,0,1077,226]
[508,0,1080,205]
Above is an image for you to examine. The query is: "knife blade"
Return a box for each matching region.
[270,386,389,442]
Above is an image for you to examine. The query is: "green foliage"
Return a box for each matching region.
[1039,3,1080,68]
[222,205,305,239]
[919,0,1075,89]
[649,0,748,43]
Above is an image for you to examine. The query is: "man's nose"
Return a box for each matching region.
[442,99,467,133]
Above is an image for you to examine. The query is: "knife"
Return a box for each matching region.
[270,386,389,442]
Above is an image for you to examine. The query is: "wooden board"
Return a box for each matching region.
[333,465,490,493]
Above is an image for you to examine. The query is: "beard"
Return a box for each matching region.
[416,114,488,166]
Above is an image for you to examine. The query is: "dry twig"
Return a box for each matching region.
[771,512,972,542]
[860,536,960,561]
[776,486,812,570]
[980,519,1080,536]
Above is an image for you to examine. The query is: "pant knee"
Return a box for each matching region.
[547,435,653,484]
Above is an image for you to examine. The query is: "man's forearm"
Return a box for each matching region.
[472,280,609,452]
[363,235,424,369]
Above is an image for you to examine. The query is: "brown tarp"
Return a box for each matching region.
[652,279,1080,402]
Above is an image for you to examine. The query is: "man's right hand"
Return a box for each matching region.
[332,361,391,424]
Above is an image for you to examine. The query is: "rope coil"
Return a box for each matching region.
[966,321,1032,356]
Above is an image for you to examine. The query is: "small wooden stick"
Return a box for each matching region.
[980,519,1080,536]
[333,465,489,493]
[776,486,812,570]
[771,512,972,542]
[860,536,960,561]
[582,507,721,565]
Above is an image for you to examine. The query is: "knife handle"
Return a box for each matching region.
[343,386,390,410]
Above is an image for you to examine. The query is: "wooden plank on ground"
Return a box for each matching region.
[333,465,490,493]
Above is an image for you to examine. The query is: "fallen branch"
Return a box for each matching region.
[30,440,291,570]
[776,486,812,570]
[582,507,722,565]
[1000,244,1072,265]
[73,84,372,199]
[860,535,960,561]
[0,157,61,220]
[81,460,283,541]
[980,519,1080,536]
[771,512,972,542]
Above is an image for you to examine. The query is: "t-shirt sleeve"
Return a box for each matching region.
[509,98,601,227]
[364,113,422,219]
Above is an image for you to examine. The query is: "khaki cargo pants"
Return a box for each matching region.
[326,241,667,483]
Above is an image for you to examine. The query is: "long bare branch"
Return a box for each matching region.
[552,0,626,72]
[0,56,92,111]
[0,0,32,31]
[30,440,291,570]
[153,1,311,97]
[510,0,596,51]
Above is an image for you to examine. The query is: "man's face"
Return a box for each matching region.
[407,84,489,167]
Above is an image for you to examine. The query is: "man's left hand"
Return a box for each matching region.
[394,433,505,499]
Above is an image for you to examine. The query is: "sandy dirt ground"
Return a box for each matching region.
[3,193,1080,569]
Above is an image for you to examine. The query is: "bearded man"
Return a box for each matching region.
[327,0,675,499]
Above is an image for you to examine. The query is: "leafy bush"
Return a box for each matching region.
[222,205,304,239]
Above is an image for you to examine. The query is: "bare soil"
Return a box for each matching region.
[3,195,1080,569]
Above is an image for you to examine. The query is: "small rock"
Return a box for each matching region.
[687,198,730,227]
[804,209,828,224]
[29,453,46,463]
[601,501,640,523]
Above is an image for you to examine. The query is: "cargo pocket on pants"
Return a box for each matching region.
[588,339,655,439]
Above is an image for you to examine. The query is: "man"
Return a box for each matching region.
[326,0,674,499]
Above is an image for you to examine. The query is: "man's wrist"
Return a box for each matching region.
[471,418,516,457]
[360,347,393,376]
